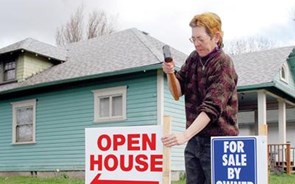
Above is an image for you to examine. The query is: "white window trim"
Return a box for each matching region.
[11,99,36,144]
[280,63,289,84]
[92,86,127,123]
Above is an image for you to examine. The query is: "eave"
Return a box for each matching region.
[0,63,163,96]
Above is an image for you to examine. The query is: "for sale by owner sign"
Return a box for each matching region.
[211,136,267,184]
[85,125,163,184]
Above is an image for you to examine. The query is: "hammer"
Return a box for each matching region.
[162,45,179,101]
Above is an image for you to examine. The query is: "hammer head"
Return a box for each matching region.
[162,45,173,62]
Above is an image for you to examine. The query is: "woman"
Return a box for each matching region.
[162,12,239,184]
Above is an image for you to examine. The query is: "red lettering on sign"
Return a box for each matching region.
[113,134,125,150]
[104,154,118,171]
[135,154,149,171]
[89,154,163,172]
[142,133,156,150]
[128,134,141,150]
[120,155,133,171]
[90,155,102,171]
[150,154,163,172]
[96,133,157,151]
[97,134,111,151]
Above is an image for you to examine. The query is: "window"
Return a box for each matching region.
[93,86,127,122]
[280,63,289,83]
[1,59,16,83]
[4,61,16,81]
[11,99,36,144]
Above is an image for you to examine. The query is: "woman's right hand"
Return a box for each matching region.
[162,61,175,74]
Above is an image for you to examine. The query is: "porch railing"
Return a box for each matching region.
[268,143,295,174]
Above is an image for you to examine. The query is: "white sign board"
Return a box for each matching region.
[211,136,267,184]
[85,125,163,184]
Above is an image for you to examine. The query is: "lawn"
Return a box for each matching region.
[0,176,84,184]
[1,174,295,184]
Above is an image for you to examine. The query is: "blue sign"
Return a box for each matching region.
[211,137,257,184]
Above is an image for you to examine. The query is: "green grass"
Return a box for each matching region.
[1,174,295,184]
[0,176,84,184]
[269,174,295,184]
[172,179,185,184]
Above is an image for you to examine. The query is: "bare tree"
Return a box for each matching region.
[56,6,84,46]
[56,6,116,46]
[224,36,277,55]
[87,10,115,39]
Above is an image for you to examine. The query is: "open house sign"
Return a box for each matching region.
[211,136,267,184]
[85,125,163,184]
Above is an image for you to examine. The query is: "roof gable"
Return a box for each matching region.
[232,46,294,87]
[0,38,67,61]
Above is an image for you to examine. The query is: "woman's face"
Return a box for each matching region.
[190,26,219,57]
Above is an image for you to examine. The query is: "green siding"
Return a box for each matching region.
[289,51,295,83]
[0,71,158,171]
[287,54,295,91]
[163,77,186,171]
[273,58,295,98]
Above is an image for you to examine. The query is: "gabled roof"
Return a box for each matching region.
[232,46,294,87]
[0,38,67,61]
[0,28,294,98]
[0,28,187,94]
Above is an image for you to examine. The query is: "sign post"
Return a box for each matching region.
[85,125,163,184]
[211,136,267,184]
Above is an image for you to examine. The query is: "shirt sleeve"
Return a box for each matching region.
[176,51,196,95]
[198,55,238,123]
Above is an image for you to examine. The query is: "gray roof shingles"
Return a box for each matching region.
[0,38,67,61]
[0,28,294,94]
[0,28,187,93]
[232,46,294,86]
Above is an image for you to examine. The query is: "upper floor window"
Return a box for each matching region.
[4,61,16,81]
[92,86,127,123]
[11,99,36,144]
[280,63,289,83]
[1,59,16,83]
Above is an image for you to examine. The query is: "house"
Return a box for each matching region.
[0,28,294,179]
[0,28,187,178]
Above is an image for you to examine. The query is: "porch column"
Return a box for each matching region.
[257,91,267,135]
[278,100,286,144]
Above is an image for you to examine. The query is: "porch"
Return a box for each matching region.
[238,90,295,175]
[268,143,295,174]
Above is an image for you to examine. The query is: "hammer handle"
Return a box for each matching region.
[162,45,179,101]
[167,73,179,101]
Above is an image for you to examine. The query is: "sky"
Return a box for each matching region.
[0,0,295,54]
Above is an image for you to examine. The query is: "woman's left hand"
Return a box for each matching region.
[161,132,188,147]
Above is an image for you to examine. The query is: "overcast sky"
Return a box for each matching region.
[1,0,295,54]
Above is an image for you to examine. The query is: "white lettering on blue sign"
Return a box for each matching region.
[224,141,245,153]
[222,154,247,166]
[227,168,241,179]
[222,141,248,180]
